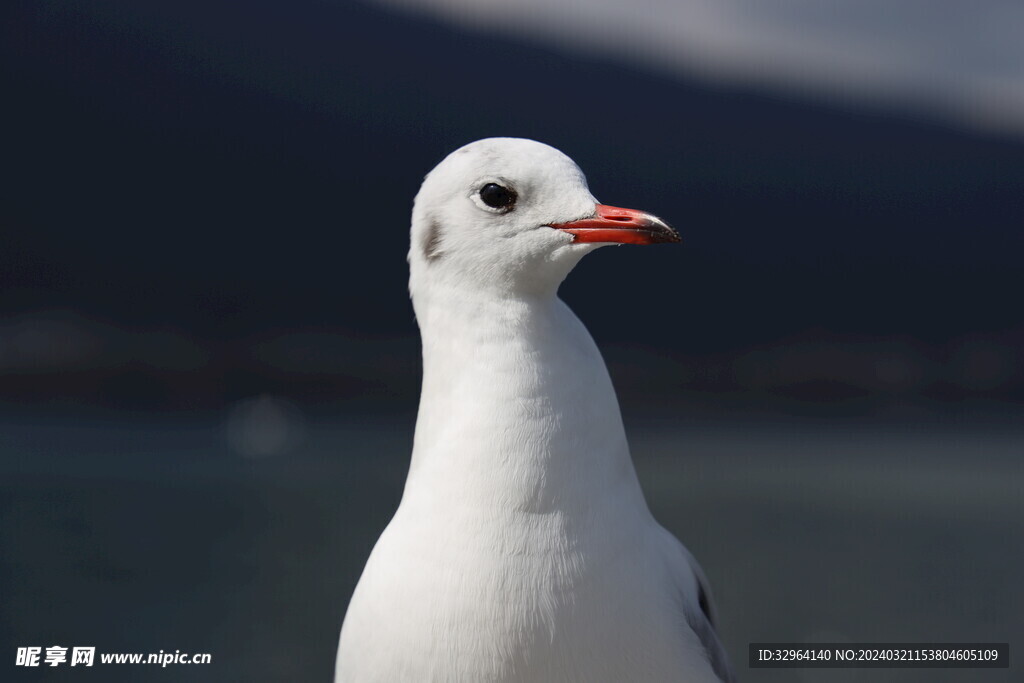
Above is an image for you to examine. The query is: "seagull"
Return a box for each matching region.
[335,138,734,682]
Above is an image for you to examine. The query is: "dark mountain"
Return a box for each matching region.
[3,0,1023,414]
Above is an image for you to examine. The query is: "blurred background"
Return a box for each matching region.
[2,0,1022,680]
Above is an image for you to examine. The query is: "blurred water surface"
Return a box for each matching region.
[2,412,1020,682]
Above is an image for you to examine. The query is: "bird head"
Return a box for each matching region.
[409,137,678,297]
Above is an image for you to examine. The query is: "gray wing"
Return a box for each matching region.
[681,550,737,683]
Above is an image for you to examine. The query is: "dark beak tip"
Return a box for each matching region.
[651,221,681,244]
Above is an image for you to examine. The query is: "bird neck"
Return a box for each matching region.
[402,282,647,518]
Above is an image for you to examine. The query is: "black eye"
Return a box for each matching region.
[479,183,517,210]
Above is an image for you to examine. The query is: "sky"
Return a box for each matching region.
[374,0,1024,136]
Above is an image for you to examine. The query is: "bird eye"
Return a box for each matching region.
[479,183,517,210]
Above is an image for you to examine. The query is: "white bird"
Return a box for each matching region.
[335,138,734,682]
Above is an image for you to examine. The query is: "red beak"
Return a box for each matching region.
[549,204,680,245]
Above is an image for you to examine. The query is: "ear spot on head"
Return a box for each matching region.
[422,218,443,261]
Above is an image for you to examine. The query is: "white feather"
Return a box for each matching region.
[336,138,731,682]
